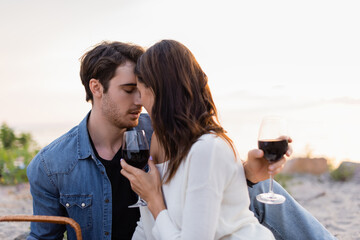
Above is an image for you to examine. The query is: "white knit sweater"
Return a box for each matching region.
[132,134,274,240]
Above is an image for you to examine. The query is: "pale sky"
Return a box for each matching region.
[1,0,359,165]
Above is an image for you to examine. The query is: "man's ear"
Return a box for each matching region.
[89,79,103,98]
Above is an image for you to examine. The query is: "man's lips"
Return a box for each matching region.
[128,109,141,116]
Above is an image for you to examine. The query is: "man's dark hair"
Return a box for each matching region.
[80,41,145,102]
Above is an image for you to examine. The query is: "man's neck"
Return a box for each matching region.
[87,110,126,160]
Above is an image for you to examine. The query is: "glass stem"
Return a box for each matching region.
[269,173,274,196]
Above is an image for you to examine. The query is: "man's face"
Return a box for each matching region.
[101,61,142,129]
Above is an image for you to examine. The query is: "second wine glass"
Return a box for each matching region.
[256,116,288,204]
[122,130,150,208]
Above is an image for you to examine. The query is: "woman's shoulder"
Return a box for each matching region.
[190,133,237,161]
[194,133,231,149]
[185,133,241,181]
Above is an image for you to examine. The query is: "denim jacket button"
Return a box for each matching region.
[105,231,109,235]
[66,203,70,207]
[105,199,109,203]
[81,203,86,207]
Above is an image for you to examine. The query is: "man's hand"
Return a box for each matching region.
[243,137,293,183]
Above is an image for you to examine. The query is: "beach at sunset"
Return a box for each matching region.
[1,0,359,239]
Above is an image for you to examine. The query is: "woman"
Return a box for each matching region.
[121,39,274,239]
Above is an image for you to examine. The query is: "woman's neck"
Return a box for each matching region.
[150,133,167,164]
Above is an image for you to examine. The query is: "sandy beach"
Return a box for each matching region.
[0,183,33,240]
[286,173,360,240]
[0,174,359,240]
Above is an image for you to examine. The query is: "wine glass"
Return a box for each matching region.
[122,130,150,208]
[256,116,288,204]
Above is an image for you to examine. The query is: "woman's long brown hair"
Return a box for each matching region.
[135,40,235,183]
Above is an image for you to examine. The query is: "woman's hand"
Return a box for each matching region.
[120,157,166,218]
[243,137,293,183]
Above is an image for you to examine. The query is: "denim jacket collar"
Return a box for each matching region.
[77,111,93,160]
[76,111,153,162]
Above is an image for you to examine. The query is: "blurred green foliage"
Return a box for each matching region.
[0,122,40,185]
[330,163,355,182]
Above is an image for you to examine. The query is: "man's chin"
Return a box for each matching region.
[127,119,139,128]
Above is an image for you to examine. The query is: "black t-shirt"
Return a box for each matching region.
[89,136,140,240]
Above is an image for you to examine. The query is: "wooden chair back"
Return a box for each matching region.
[0,215,82,240]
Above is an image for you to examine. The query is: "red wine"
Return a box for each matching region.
[122,149,150,169]
[258,139,288,163]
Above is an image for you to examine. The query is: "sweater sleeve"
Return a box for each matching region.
[152,135,238,239]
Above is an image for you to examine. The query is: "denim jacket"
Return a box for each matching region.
[26,112,153,240]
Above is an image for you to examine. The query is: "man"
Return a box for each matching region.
[27,42,149,240]
[27,41,335,240]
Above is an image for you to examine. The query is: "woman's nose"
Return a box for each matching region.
[134,89,142,106]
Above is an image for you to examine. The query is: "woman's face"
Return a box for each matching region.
[137,79,155,117]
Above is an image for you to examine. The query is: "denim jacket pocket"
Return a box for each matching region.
[60,194,93,230]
